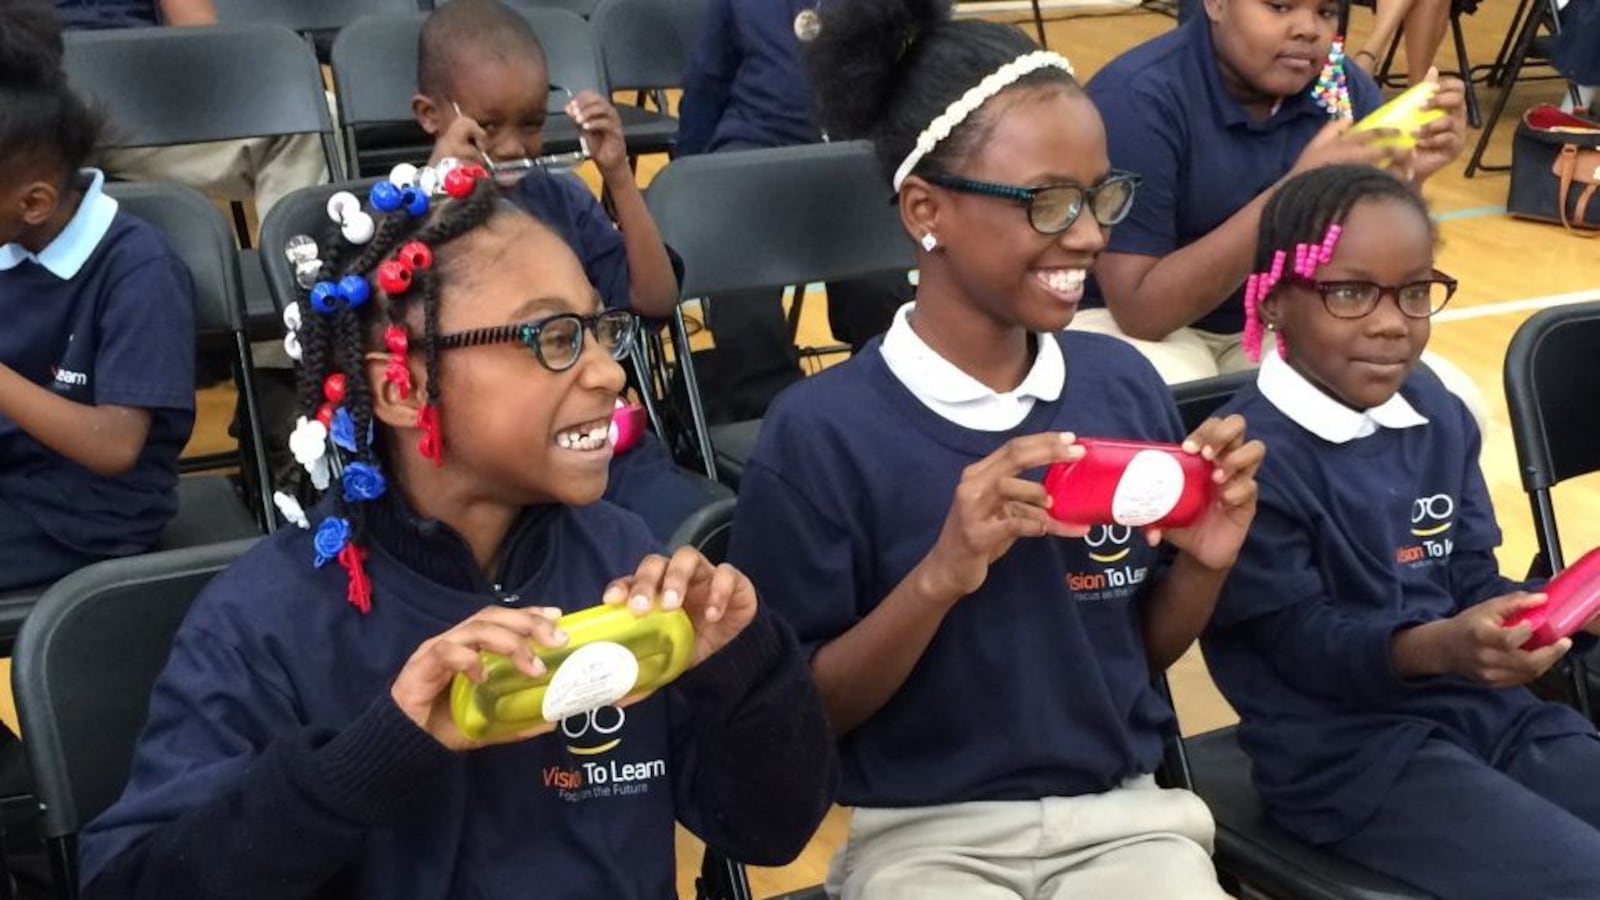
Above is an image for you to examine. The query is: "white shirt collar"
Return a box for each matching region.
[0,169,119,280]
[1256,350,1428,444]
[880,302,1065,431]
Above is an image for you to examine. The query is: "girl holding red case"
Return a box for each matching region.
[1203,164,1600,898]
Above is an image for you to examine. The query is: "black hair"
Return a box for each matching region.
[417,0,547,99]
[0,0,102,180]
[286,175,502,605]
[805,0,1080,182]
[1255,164,1434,272]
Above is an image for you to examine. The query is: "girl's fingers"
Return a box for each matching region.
[623,554,671,613]
[657,546,710,612]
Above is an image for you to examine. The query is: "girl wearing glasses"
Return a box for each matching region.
[1202,165,1600,898]
[727,1,1263,896]
[79,170,836,898]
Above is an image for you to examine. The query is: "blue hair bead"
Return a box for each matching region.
[337,275,370,308]
[309,281,339,315]
[369,181,403,213]
[401,186,430,217]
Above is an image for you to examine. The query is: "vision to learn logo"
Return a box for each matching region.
[541,706,668,804]
[1067,525,1147,597]
[1396,494,1455,564]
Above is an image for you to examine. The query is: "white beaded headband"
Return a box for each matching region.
[891,50,1076,191]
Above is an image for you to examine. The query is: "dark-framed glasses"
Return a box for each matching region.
[1289,270,1458,319]
[432,308,638,372]
[920,170,1142,234]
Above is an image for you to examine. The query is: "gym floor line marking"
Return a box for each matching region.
[1433,288,1600,323]
[1433,205,1506,223]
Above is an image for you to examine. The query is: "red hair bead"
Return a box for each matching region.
[323,373,347,404]
[397,241,433,271]
[443,167,477,199]
[377,260,412,295]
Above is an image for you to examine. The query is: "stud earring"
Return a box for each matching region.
[920,233,939,252]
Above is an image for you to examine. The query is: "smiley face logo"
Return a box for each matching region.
[1084,524,1134,564]
[561,706,625,756]
[1410,494,1454,537]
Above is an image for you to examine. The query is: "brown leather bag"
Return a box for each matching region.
[1508,105,1600,236]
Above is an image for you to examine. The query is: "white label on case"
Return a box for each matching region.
[1110,450,1185,527]
[541,642,640,723]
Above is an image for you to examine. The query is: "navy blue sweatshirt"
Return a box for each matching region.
[728,332,1184,807]
[79,495,836,898]
[677,0,822,155]
[1203,368,1593,845]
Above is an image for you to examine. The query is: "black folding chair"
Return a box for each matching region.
[11,538,259,899]
[62,23,341,337]
[0,182,271,655]
[592,0,709,153]
[1343,0,1485,128]
[212,0,426,61]
[1504,300,1600,717]
[1464,0,1584,176]
[643,141,915,486]
[501,0,601,16]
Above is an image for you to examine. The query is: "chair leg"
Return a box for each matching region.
[1032,0,1049,48]
[1452,13,1482,128]
[1488,0,1535,86]
[672,306,719,480]
[47,837,76,900]
[1464,0,1543,176]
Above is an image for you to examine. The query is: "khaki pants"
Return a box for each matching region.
[101,132,329,218]
[827,777,1225,900]
[1069,307,1489,431]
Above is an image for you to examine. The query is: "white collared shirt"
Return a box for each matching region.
[879,303,1065,431]
[1256,350,1428,444]
[0,169,119,280]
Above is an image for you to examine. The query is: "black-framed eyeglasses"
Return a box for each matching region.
[1287,270,1458,319]
[919,171,1142,234]
[432,308,638,372]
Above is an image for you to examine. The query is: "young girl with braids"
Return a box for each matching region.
[1203,165,1600,898]
[78,165,836,899]
[0,3,195,590]
[727,1,1264,896]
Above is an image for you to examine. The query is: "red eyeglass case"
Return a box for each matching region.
[1043,438,1214,529]
[1505,546,1600,649]
[611,400,646,455]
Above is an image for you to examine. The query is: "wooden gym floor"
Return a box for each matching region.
[5,4,1588,896]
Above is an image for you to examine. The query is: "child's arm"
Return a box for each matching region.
[566,92,680,318]
[675,0,738,157]
[0,365,151,475]
[1139,415,1265,670]
[157,0,216,25]
[806,433,1085,735]
[1391,591,1570,685]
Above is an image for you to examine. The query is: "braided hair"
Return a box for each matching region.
[1243,165,1433,361]
[281,169,500,612]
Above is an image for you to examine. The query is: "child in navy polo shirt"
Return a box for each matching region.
[79,163,836,899]
[1203,165,1600,899]
[728,1,1265,897]
[1076,0,1468,386]
[0,3,195,591]
[412,0,727,541]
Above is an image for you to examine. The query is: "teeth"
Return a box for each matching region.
[555,423,613,451]
[1037,269,1086,293]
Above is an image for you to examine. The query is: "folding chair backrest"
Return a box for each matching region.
[1171,370,1255,434]
[592,0,707,92]
[64,24,333,149]
[500,0,601,18]
[668,497,736,563]
[213,0,424,33]
[12,539,259,845]
[645,141,915,299]
[1505,300,1600,565]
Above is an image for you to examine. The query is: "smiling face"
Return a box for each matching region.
[914,85,1112,333]
[427,212,626,507]
[1207,0,1341,105]
[418,52,551,180]
[1262,196,1435,410]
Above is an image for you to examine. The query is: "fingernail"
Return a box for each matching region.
[602,585,625,603]
[551,629,568,644]
[1060,432,1075,442]
[631,593,650,611]
[530,658,547,676]
[542,606,563,619]
[1182,439,1199,453]
[662,589,681,608]
[1213,469,1227,483]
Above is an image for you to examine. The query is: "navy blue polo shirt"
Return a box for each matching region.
[0,171,196,556]
[54,0,159,29]
[509,170,631,310]
[729,332,1184,807]
[677,0,823,155]
[1083,17,1382,334]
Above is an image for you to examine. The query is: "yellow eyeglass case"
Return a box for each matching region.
[450,603,695,742]
[1349,81,1447,149]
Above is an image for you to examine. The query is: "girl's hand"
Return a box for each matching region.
[428,111,489,167]
[1396,592,1571,685]
[566,90,630,179]
[1291,119,1400,176]
[391,606,567,750]
[922,433,1088,599]
[1404,70,1468,182]
[1149,415,1264,571]
[603,546,757,665]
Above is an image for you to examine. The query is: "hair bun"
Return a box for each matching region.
[805,0,955,140]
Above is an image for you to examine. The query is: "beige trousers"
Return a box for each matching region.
[827,777,1225,900]
[100,132,329,218]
